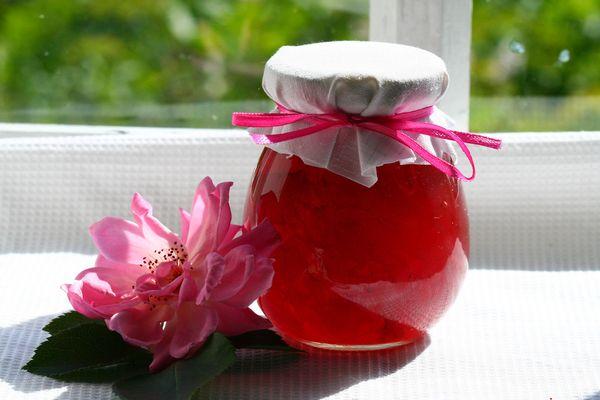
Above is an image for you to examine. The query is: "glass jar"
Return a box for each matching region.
[244,148,468,349]
[238,41,479,350]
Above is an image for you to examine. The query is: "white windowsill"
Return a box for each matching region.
[0,122,598,140]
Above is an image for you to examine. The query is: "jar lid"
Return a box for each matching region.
[262,41,448,116]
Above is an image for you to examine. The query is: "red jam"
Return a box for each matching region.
[244,148,469,349]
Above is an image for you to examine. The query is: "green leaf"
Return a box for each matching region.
[43,311,103,336]
[228,329,300,352]
[112,333,236,400]
[24,323,152,382]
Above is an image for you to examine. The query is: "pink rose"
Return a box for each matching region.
[63,177,279,371]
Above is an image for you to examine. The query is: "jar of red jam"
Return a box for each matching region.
[240,41,477,350]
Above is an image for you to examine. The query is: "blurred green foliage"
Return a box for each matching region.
[471,0,600,96]
[470,0,600,131]
[0,0,598,131]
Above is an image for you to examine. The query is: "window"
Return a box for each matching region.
[0,0,597,133]
[471,0,600,132]
[0,1,367,128]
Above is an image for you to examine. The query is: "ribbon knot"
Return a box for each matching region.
[232,105,501,181]
[345,114,366,124]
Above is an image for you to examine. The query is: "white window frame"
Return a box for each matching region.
[370,0,472,129]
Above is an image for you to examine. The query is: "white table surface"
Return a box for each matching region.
[1,253,599,400]
[1,130,599,399]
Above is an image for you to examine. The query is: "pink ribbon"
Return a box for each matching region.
[232,105,501,181]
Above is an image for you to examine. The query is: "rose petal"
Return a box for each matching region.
[213,304,271,336]
[108,304,172,347]
[169,302,218,359]
[220,220,280,259]
[149,326,176,373]
[93,297,141,316]
[208,245,254,303]
[223,223,242,244]
[131,193,180,250]
[179,208,191,245]
[178,271,199,305]
[135,273,184,300]
[63,282,107,319]
[222,257,274,308]
[94,255,140,274]
[185,178,234,260]
[74,267,133,293]
[84,259,141,288]
[89,217,153,265]
[65,267,140,318]
[195,252,225,304]
[183,178,213,253]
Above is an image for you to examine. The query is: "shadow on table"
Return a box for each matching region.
[200,335,430,400]
[1,314,428,400]
[0,315,116,400]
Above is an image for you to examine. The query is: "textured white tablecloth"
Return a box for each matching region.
[1,129,599,399]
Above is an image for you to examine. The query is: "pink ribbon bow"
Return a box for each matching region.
[232,105,501,181]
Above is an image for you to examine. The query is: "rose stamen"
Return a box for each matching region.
[138,240,188,273]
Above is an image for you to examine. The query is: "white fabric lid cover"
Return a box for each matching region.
[256,41,456,187]
[263,41,449,115]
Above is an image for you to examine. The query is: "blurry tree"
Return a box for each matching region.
[470,0,600,131]
[0,0,598,129]
[471,0,600,96]
[0,0,366,111]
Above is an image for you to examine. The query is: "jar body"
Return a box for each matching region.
[244,148,469,349]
